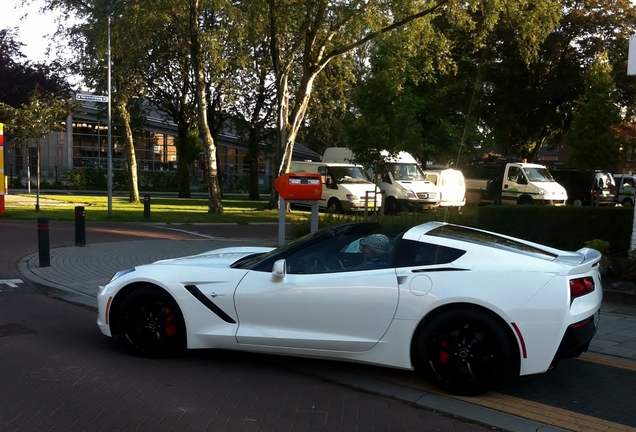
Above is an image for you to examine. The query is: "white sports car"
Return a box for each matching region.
[97,221,602,395]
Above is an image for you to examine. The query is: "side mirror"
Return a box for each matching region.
[272,259,286,278]
[518,176,528,185]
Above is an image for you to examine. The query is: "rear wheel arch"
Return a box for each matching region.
[410,303,521,395]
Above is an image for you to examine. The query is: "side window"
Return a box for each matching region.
[393,239,465,267]
[507,167,521,183]
[285,235,358,274]
[318,166,334,188]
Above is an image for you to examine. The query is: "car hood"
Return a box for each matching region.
[152,246,274,268]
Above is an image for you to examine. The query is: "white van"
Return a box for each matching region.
[289,161,382,213]
[614,174,635,207]
[322,148,440,214]
[422,168,466,207]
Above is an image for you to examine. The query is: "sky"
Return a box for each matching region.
[0,0,66,63]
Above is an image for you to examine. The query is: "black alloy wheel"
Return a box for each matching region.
[115,286,186,358]
[415,308,516,396]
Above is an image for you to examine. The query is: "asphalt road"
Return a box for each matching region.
[3,219,636,431]
[0,220,495,432]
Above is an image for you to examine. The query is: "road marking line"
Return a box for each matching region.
[0,279,24,288]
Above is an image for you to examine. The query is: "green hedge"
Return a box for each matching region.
[64,168,179,192]
[476,205,633,256]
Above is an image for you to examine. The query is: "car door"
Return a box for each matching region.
[234,258,399,352]
[502,166,527,204]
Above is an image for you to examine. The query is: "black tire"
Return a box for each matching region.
[414,308,517,396]
[517,195,533,205]
[115,286,186,358]
[623,198,633,207]
[572,197,584,206]
[384,197,400,215]
[327,199,343,214]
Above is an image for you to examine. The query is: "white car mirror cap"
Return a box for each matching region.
[272,259,286,278]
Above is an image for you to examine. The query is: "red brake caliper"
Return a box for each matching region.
[439,340,449,365]
[165,307,176,338]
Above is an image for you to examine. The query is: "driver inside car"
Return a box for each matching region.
[355,234,391,270]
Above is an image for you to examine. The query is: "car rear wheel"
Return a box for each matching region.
[115,286,186,358]
[414,308,516,396]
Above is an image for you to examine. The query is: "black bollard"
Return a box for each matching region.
[37,217,50,267]
[143,195,151,219]
[75,206,86,246]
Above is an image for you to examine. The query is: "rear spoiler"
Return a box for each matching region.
[556,247,602,275]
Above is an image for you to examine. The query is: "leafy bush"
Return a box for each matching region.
[288,206,479,239]
[477,205,632,255]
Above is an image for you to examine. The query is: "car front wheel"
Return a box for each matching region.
[327,199,343,214]
[414,308,517,396]
[115,286,186,358]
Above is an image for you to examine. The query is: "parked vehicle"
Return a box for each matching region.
[422,168,466,207]
[98,221,602,396]
[464,161,568,205]
[289,161,382,213]
[322,148,440,214]
[550,169,616,206]
[613,174,635,207]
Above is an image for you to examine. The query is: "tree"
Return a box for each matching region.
[0,90,76,209]
[478,0,636,161]
[0,28,69,108]
[265,0,564,209]
[138,1,198,198]
[47,0,164,204]
[346,28,483,168]
[564,55,621,170]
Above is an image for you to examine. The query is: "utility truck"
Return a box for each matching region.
[289,161,382,213]
[464,161,567,206]
[322,148,440,214]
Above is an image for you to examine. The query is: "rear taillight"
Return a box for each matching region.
[570,277,595,299]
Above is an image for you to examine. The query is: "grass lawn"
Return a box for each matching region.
[2,193,478,238]
[2,194,311,224]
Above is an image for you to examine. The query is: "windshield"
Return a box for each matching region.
[231,230,322,269]
[330,166,373,183]
[523,167,555,182]
[389,163,426,181]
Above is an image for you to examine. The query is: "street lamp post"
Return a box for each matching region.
[107,0,123,216]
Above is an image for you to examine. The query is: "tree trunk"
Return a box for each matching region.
[117,100,140,203]
[190,0,222,213]
[248,127,260,201]
[176,118,191,198]
[36,141,40,211]
[268,69,318,208]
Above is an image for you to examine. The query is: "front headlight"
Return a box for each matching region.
[346,194,359,201]
[109,268,135,283]
[538,188,547,196]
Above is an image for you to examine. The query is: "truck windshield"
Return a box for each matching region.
[523,167,555,182]
[330,166,373,183]
[390,163,426,181]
